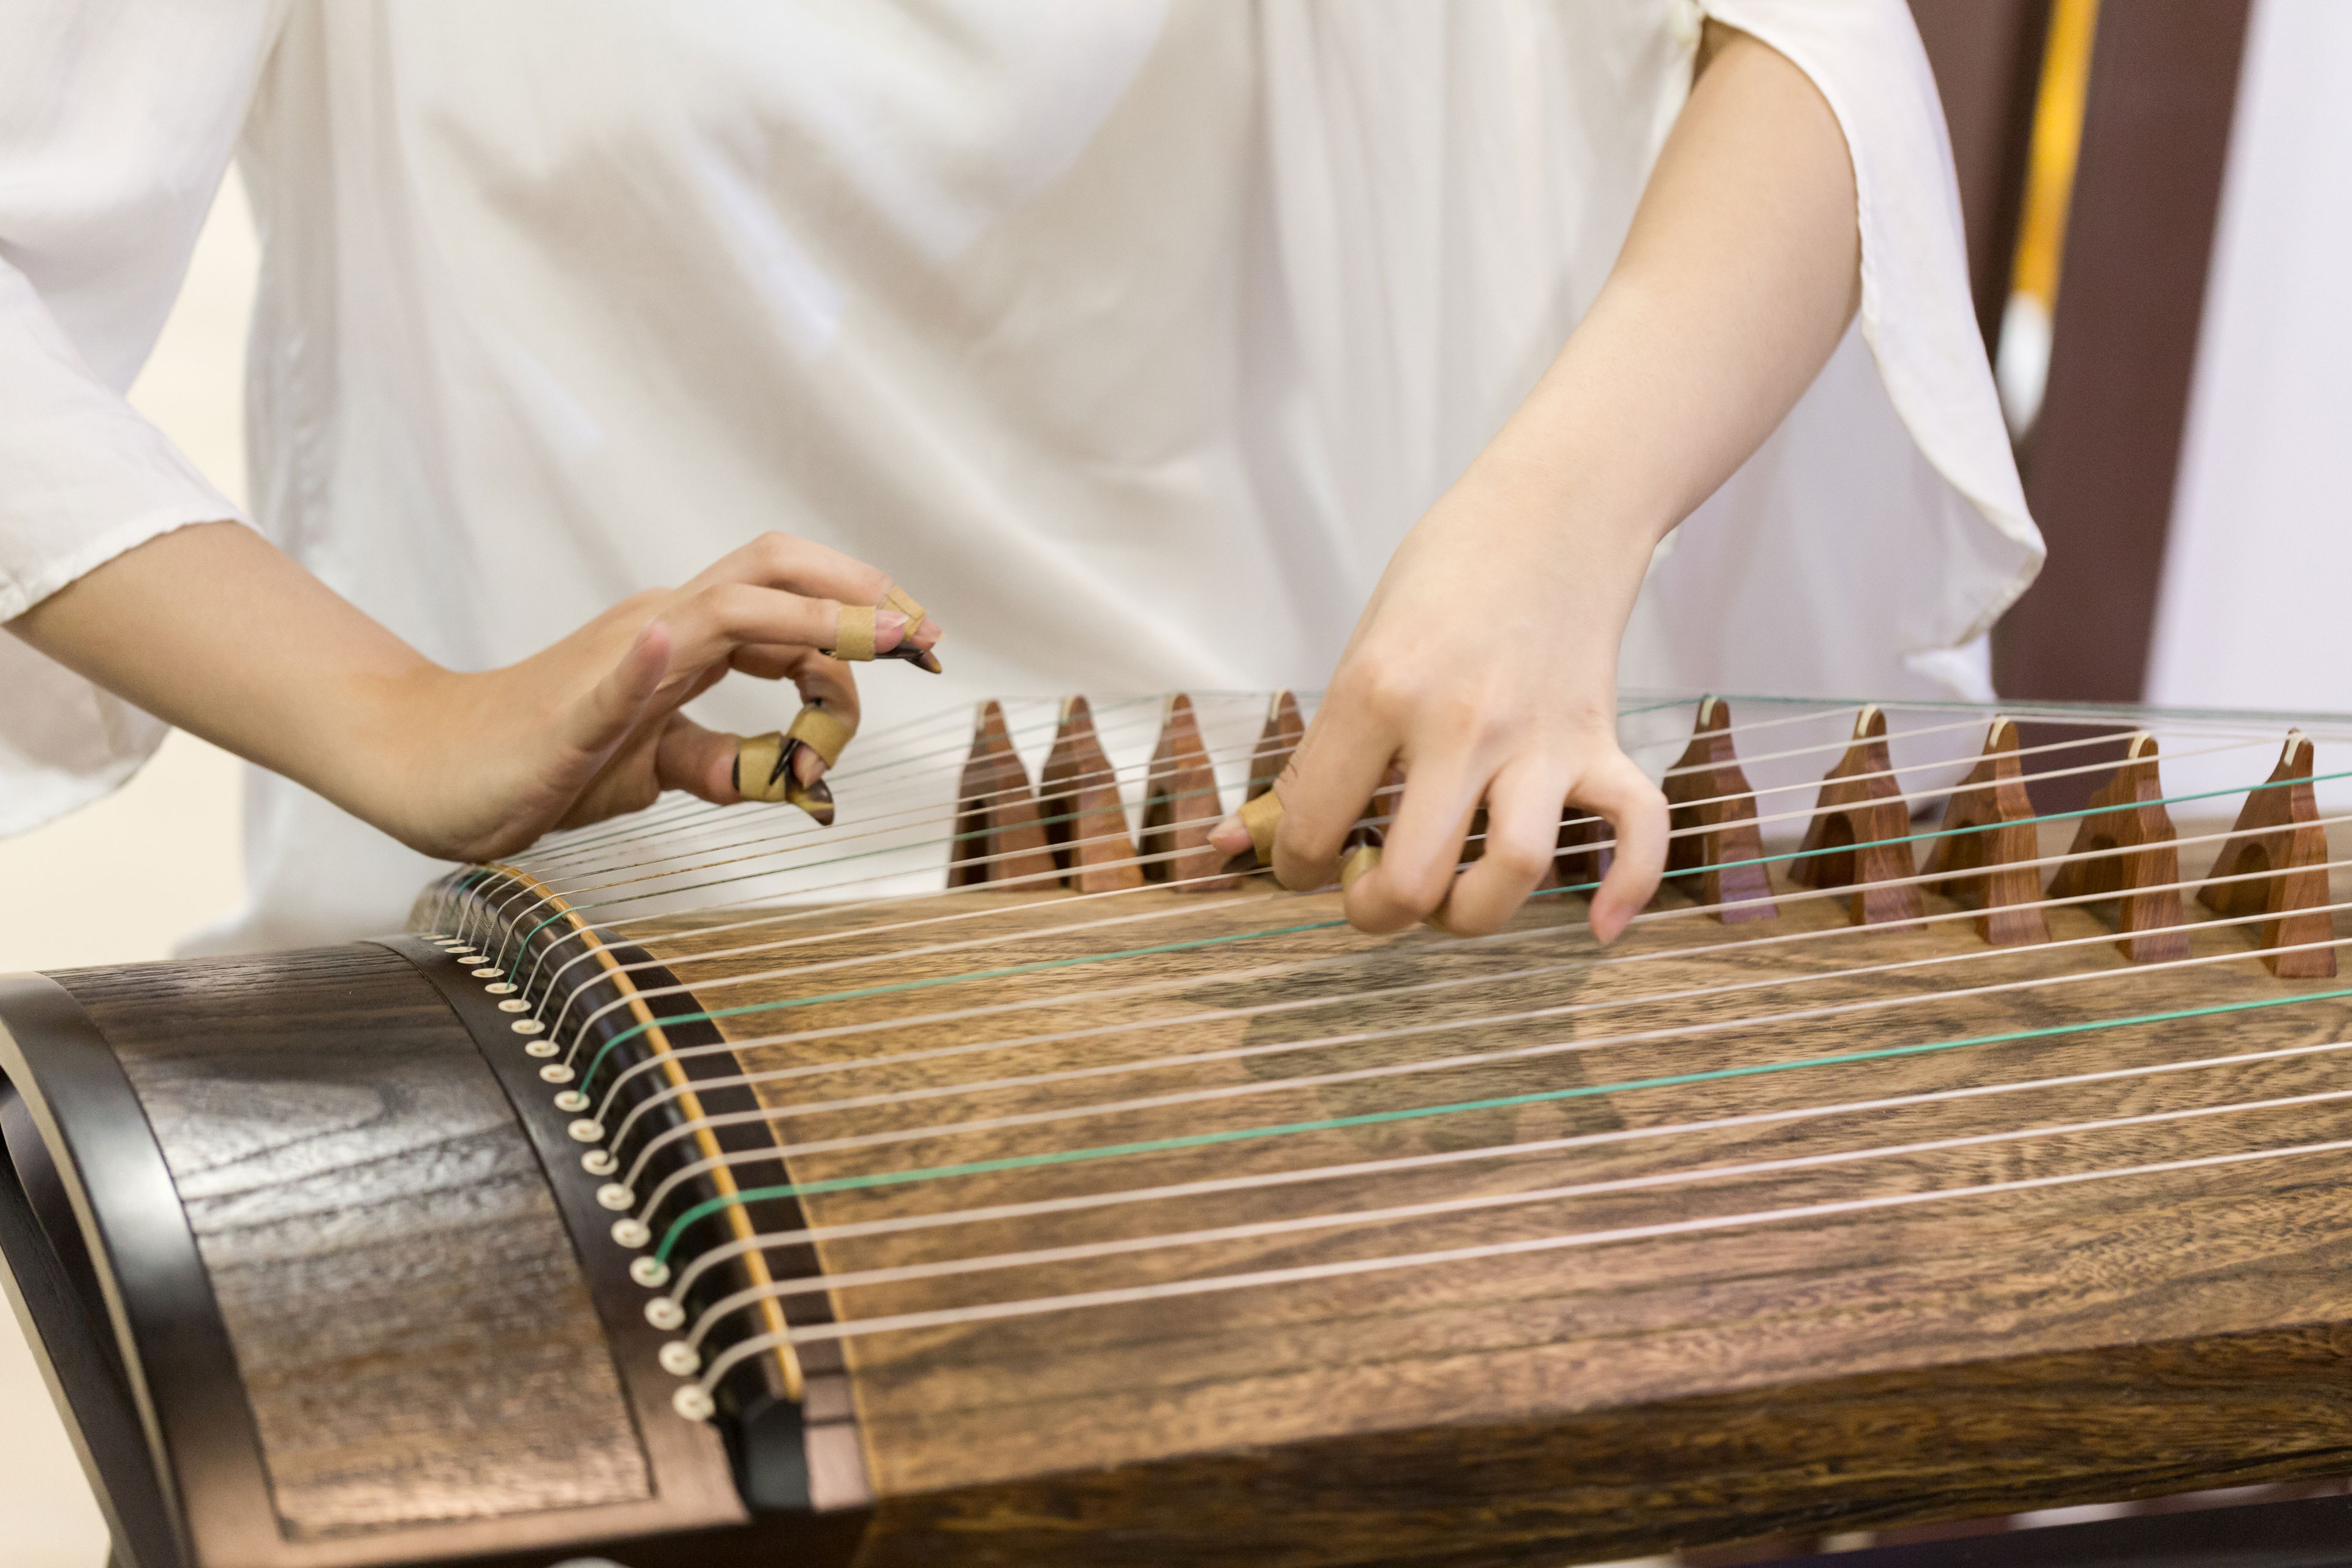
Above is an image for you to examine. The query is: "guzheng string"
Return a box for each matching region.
[426,692,2352,1424]
[581,816,2352,1159]
[591,852,2352,1186]
[483,717,2290,1029]
[455,701,2288,1014]
[499,728,2351,1137]
[480,714,2285,978]
[540,757,2352,1088]
[449,724,2342,1090]
[679,1069,2352,1354]
[590,877,2352,1191]
[701,1128,2352,1390]
[654,1021,2352,1313]
[612,900,2352,1236]
[519,728,2306,1057]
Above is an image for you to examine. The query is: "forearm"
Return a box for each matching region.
[9,521,446,811]
[9,518,931,861]
[1275,24,1862,936]
[1464,23,1861,619]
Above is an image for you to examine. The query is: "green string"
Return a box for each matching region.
[650,981,2352,1261]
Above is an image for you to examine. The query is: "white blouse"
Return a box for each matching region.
[0,0,2040,951]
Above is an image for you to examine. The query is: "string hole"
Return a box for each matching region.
[485,982,518,995]
[497,1000,532,1014]
[659,1342,700,1376]
[673,1386,715,1422]
[571,1119,608,1144]
[471,967,501,979]
[631,1258,671,1289]
[581,1150,617,1175]
[540,1064,575,1084]
[596,1182,633,1208]
[612,1218,651,1248]
[526,1041,559,1058]
[511,1019,546,1035]
[553,1091,589,1112]
[647,1300,687,1332]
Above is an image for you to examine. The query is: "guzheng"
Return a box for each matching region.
[7,690,2352,1568]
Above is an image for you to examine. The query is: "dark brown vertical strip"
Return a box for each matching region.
[1992,0,2253,705]
[1907,0,2053,349]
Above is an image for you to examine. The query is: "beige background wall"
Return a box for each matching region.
[0,174,254,1568]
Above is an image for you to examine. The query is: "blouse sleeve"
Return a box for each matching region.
[0,0,280,834]
[1624,0,2045,701]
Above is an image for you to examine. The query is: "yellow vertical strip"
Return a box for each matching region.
[2011,0,2103,314]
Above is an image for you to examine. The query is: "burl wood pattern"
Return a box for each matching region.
[2200,731,2337,978]
[1663,697,1777,922]
[1787,705,1927,929]
[626,819,2352,1564]
[1038,695,1145,894]
[2047,733,2193,963]
[1920,717,2053,948]
[1139,693,1235,891]
[51,946,650,1542]
[948,699,1057,889]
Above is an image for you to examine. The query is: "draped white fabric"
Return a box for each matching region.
[2149,0,2352,722]
[0,0,2037,951]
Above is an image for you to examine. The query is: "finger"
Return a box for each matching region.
[654,714,745,804]
[789,653,859,785]
[1207,812,1252,859]
[1270,697,1405,892]
[683,531,894,608]
[682,532,945,658]
[1343,760,1482,934]
[1574,750,1669,943]
[727,643,815,680]
[558,619,671,764]
[658,581,845,672]
[1429,760,1572,937]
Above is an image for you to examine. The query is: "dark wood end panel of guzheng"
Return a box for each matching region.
[0,943,748,1568]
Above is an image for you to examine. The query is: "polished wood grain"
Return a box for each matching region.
[2201,731,2337,978]
[1920,717,2052,948]
[611,817,2352,1563]
[1787,706,1926,929]
[2048,733,2192,963]
[1140,693,1235,891]
[1664,696,1777,922]
[52,947,652,1545]
[1039,695,1145,895]
[949,700,1057,889]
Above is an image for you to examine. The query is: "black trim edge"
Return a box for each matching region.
[1776,1491,2352,1567]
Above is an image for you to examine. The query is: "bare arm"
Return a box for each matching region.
[8,520,940,861]
[1230,23,1862,938]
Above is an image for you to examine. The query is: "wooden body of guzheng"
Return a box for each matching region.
[8,690,2352,1568]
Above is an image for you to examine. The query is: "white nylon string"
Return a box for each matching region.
[584,813,2352,1146]
[698,1134,2352,1383]
[601,868,2352,1195]
[521,722,2294,1050]
[657,1030,2352,1315]
[619,923,2352,1229]
[680,1079,2352,1352]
